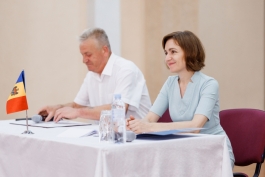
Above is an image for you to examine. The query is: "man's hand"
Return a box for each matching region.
[53,107,79,122]
[38,104,63,122]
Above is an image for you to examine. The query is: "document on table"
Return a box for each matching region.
[147,128,205,135]
[10,120,91,128]
[137,128,205,137]
[136,128,205,140]
[57,127,98,138]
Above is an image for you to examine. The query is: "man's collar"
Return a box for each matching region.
[101,53,116,76]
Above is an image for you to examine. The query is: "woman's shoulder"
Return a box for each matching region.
[160,75,178,89]
[197,72,218,84]
[166,75,179,83]
[196,72,219,90]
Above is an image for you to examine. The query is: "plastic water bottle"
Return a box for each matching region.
[111,94,126,143]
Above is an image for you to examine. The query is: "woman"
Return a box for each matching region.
[127,30,235,167]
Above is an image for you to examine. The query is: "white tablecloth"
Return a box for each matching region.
[0,120,232,177]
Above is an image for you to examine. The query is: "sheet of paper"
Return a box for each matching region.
[10,120,91,128]
[57,127,98,138]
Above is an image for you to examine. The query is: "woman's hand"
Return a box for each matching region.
[126,115,135,130]
[127,115,152,134]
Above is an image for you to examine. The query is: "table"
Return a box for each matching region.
[0,120,233,177]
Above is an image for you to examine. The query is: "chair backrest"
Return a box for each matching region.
[157,109,172,122]
[219,109,265,166]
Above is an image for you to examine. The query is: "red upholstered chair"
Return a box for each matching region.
[219,109,265,177]
[157,109,172,122]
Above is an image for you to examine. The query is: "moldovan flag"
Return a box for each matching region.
[6,70,28,114]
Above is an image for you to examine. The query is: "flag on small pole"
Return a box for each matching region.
[6,70,33,134]
[6,70,28,114]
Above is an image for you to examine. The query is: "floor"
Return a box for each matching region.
[233,164,265,177]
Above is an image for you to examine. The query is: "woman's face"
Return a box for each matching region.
[164,39,186,73]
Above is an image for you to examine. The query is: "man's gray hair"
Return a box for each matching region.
[79,28,111,51]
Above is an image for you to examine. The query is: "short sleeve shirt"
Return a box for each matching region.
[150,71,235,164]
[74,53,152,119]
[150,71,223,134]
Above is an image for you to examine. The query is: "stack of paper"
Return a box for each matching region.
[57,127,98,138]
[10,120,91,128]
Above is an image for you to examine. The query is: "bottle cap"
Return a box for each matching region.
[113,94,121,99]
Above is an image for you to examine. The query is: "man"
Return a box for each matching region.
[38,28,151,122]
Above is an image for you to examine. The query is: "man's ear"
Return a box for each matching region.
[102,45,109,54]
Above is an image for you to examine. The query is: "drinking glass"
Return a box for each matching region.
[99,110,112,142]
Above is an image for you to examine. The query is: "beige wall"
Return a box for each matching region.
[0,1,88,120]
[121,0,265,111]
[144,0,200,102]
[121,1,146,74]
[198,0,264,110]
[1,2,264,113]
[0,1,264,175]
[1,1,263,120]
[0,1,264,113]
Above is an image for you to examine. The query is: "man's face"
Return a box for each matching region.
[79,38,107,74]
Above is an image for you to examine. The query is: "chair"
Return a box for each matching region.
[219,109,265,177]
[157,109,172,122]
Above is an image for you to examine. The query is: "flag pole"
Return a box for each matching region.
[21,70,33,134]
[26,110,28,132]
[22,110,34,134]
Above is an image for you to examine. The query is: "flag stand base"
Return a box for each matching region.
[22,130,34,134]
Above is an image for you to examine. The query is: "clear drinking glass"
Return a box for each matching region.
[99,110,112,142]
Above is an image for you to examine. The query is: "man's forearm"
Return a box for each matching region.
[60,102,85,109]
[77,104,111,120]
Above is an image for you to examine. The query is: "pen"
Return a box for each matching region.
[15,118,32,121]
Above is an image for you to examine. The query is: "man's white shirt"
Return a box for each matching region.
[74,53,152,119]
